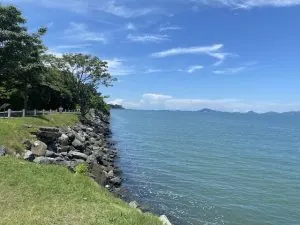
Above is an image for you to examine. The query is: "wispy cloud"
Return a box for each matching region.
[194,0,300,9]
[151,44,223,58]
[144,68,163,74]
[127,34,170,43]
[213,66,246,74]
[159,26,182,32]
[64,22,107,43]
[98,0,154,18]
[105,58,136,76]
[187,65,204,73]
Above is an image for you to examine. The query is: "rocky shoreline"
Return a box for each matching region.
[21,110,123,194]
[0,110,172,225]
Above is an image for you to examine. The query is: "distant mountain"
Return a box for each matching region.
[109,104,124,109]
[197,108,218,113]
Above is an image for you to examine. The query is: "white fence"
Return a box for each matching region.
[0,109,79,118]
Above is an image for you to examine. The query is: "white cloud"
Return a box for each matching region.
[64,22,107,43]
[108,98,124,105]
[145,68,163,73]
[105,58,136,76]
[213,66,246,74]
[127,34,170,43]
[194,0,300,9]
[126,22,137,30]
[110,93,300,112]
[187,65,204,73]
[159,26,182,32]
[98,0,154,18]
[151,44,224,58]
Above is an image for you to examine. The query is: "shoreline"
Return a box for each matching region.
[12,110,172,225]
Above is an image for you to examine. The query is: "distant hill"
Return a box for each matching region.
[109,104,124,109]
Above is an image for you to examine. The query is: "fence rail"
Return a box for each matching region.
[0,109,79,118]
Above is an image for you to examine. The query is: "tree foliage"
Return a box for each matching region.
[0,5,114,115]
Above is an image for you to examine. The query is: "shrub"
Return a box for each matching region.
[75,163,88,175]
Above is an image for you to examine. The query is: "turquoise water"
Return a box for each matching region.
[110,110,300,225]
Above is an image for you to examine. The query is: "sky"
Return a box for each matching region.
[2,0,300,112]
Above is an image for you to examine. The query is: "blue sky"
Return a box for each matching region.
[3,0,300,112]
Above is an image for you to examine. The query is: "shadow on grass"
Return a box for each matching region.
[26,115,51,122]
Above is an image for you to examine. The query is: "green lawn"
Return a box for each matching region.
[0,157,162,225]
[0,114,79,154]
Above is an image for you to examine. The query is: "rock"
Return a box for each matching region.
[58,134,69,146]
[74,132,86,143]
[31,141,47,156]
[71,139,84,151]
[67,132,75,142]
[110,177,122,186]
[159,215,172,225]
[107,170,114,178]
[23,150,34,161]
[34,157,54,164]
[36,128,61,143]
[39,127,59,132]
[45,150,59,158]
[59,146,70,153]
[129,201,139,209]
[68,151,88,161]
[0,146,7,157]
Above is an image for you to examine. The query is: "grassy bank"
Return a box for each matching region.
[0,157,162,225]
[0,114,79,153]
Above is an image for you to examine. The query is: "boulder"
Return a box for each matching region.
[159,215,172,225]
[74,132,86,143]
[68,151,88,161]
[72,139,84,151]
[34,157,55,164]
[67,132,75,142]
[58,134,69,146]
[107,170,114,178]
[36,128,61,143]
[22,140,32,150]
[0,146,7,157]
[23,150,35,161]
[31,141,47,156]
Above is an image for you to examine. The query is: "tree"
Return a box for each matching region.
[0,5,47,110]
[56,53,116,115]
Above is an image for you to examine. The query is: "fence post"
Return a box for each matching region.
[7,109,11,118]
[42,109,45,115]
[22,109,25,117]
[34,109,37,116]
[50,109,52,114]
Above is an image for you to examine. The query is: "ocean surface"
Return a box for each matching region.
[110,109,300,225]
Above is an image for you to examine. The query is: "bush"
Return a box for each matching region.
[75,163,88,175]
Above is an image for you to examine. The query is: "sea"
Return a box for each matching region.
[110,109,300,225]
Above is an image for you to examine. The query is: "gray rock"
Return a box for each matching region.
[45,150,59,158]
[36,129,61,143]
[31,141,47,156]
[74,132,86,143]
[59,146,70,153]
[69,151,88,161]
[72,139,84,150]
[39,127,59,132]
[110,177,122,186]
[129,201,139,209]
[107,170,114,178]
[34,157,54,164]
[24,150,34,161]
[0,146,7,157]
[58,134,69,146]
[159,215,172,225]
[67,132,75,142]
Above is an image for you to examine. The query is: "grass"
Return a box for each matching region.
[0,157,162,225]
[0,113,79,154]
